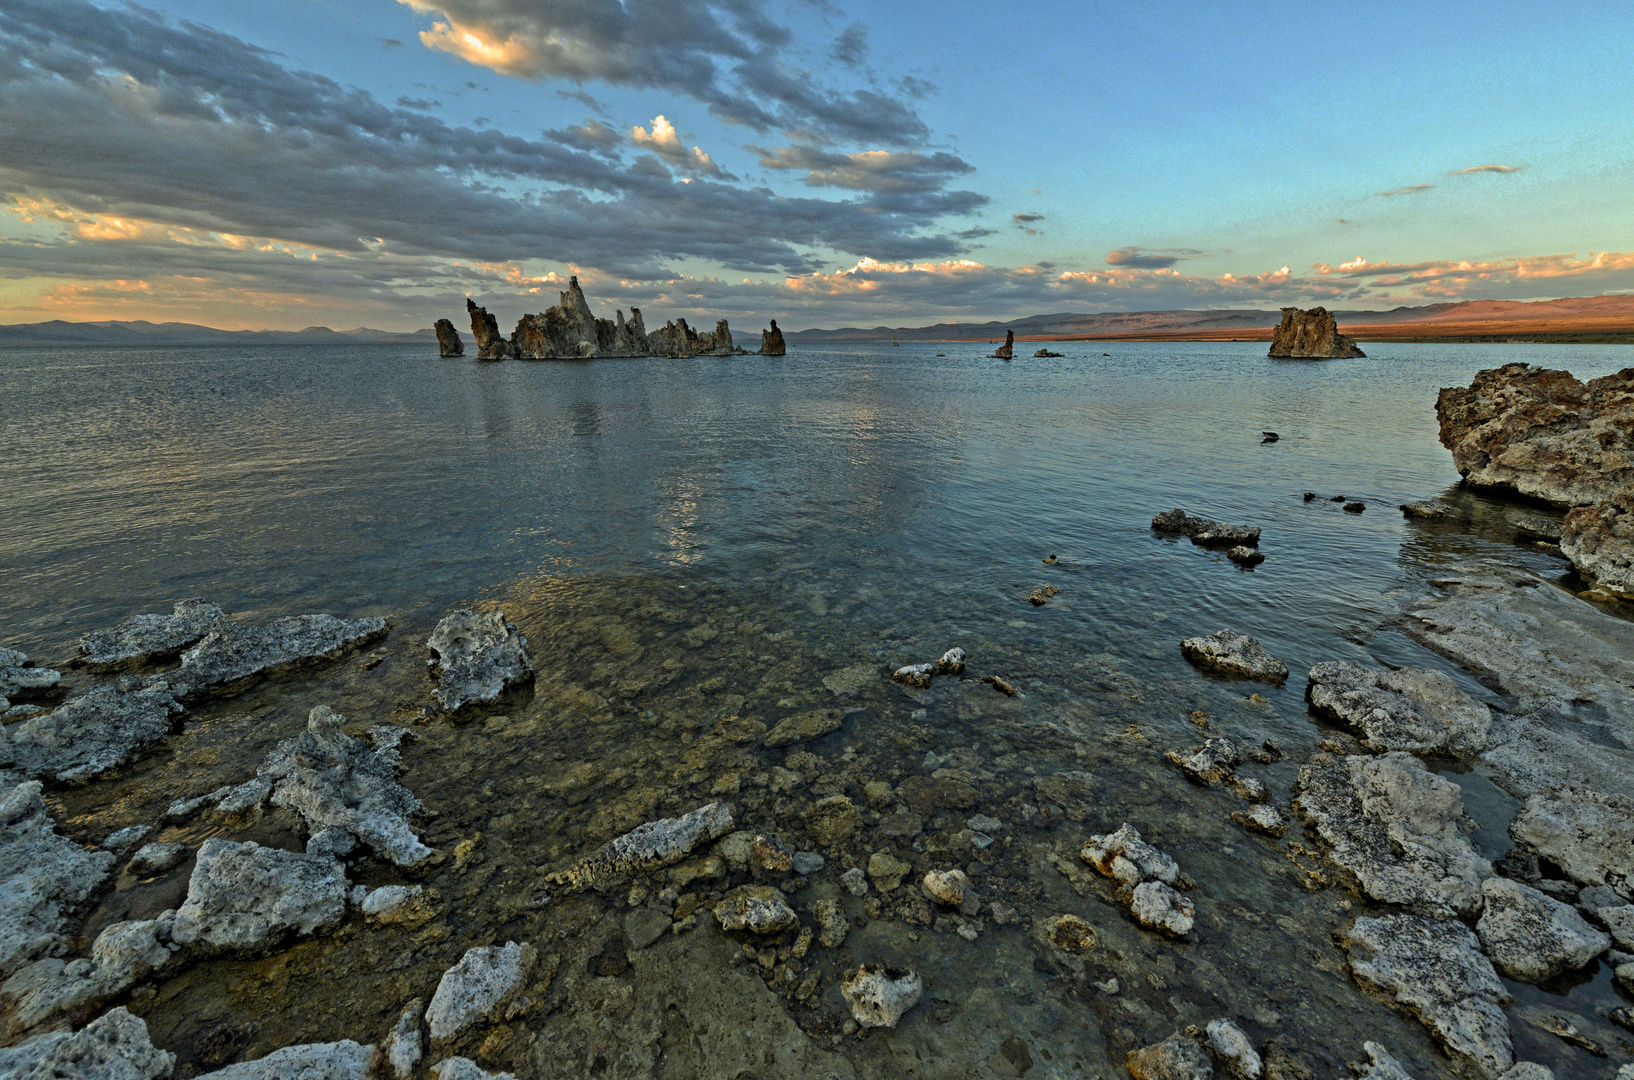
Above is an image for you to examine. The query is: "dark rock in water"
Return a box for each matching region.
[1033,348,1063,358]
[1400,500,1454,520]
[1304,491,1318,501]
[511,276,649,359]
[1262,431,1279,443]
[1514,514,1562,542]
[1437,362,1634,507]
[434,319,464,357]
[1267,306,1365,358]
[992,330,1014,360]
[1344,501,1366,513]
[78,598,225,669]
[1330,495,1347,502]
[1028,584,1059,606]
[1151,508,1261,547]
[758,320,785,356]
[465,298,513,360]
[1227,545,1264,566]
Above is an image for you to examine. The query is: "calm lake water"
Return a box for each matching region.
[3,340,1632,1078]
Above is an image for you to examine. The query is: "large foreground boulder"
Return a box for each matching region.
[1436,363,1634,506]
[426,609,533,712]
[170,839,346,951]
[1268,307,1365,358]
[1475,876,1610,982]
[5,685,184,782]
[0,781,115,978]
[1306,660,1491,756]
[1508,787,1634,899]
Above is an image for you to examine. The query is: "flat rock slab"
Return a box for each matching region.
[1306,660,1491,756]
[5,685,184,783]
[0,1006,174,1079]
[1292,752,1491,916]
[78,598,226,668]
[1476,876,1610,982]
[1152,508,1261,547]
[427,941,537,1041]
[1402,500,1457,520]
[426,609,533,711]
[1181,629,1288,684]
[549,802,733,891]
[432,1059,518,1080]
[0,780,116,979]
[1509,787,1634,899]
[194,1040,378,1078]
[162,614,387,700]
[1338,913,1514,1077]
[170,839,346,952]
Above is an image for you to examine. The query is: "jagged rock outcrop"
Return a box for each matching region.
[758,320,785,356]
[0,1007,175,1079]
[1508,787,1634,898]
[647,317,743,358]
[992,330,1014,359]
[1268,307,1365,358]
[435,319,464,357]
[1562,489,1634,595]
[0,781,116,979]
[1436,363,1634,506]
[511,277,650,360]
[0,649,59,713]
[78,599,225,668]
[160,613,386,701]
[1180,629,1288,684]
[1152,508,1261,547]
[466,298,514,360]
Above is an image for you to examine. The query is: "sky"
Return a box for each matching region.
[1,0,1631,331]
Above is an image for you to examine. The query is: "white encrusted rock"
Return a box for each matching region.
[426,941,537,1042]
[0,649,60,706]
[1307,660,1491,756]
[194,1040,377,1078]
[1475,876,1610,982]
[1181,629,1288,684]
[1130,881,1195,938]
[840,965,921,1029]
[361,885,438,927]
[0,780,116,978]
[1338,913,1514,1077]
[431,1058,518,1080]
[1205,1018,1262,1079]
[426,609,532,711]
[1509,787,1634,899]
[0,1006,174,1079]
[6,685,184,782]
[921,869,980,915]
[1352,1042,1415,1080]
[78,598,226,668]
[383,998,424,1079]
[0,912,178,1038]
[1081,823,1180,887]
[712,885,797,933]
[170,839,346,952]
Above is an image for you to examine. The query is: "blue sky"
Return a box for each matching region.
[1,0,1630,330]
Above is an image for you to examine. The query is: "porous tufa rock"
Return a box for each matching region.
[803,794,861,846]
[164,614,387,700]
[892,663,934,689]
[170,839,346,951]
[431,1059,518,1080]
[814,899,848,948]
[1205,1018,1263,1079]
[1401,501,1456,520]
[866,851,911,892]
[0,648,59,706]
[434,318,464,357]
[1474,876,1610,983]
[712,885,798,933]
[1180,630,1287,684]
[1152,508,1261,547]
[0,780,115,979]
[1040,914,1097,954]
[1267,306,1365,358]
[1436,363,1634,507]
[1130,881,1195,937]
[921,869,979,915]
[1562,489,1634,596]
[1306,660,1491,756]
[510,278,650,360]
[1352,1042,1416,1080]
[466,298,514,360]
[192,1040,378,1078]
[548,802,733,891]
[361,885,440,927]
[647,316,743,358]
[757,319,785,356]
[933,648,965,676]
[0,1006,174,1079]
[426,609,532,712]
[840,965,922,1028]
[1337,913,1514,1077]
[426,941,537,1042]
[383,998,424,1079]
[5,685,184,782]
[1508,787,1634,898]
[1230,804,1290,837]
[1227,546,1264,566]
[1028,584,1059,606]
[127,841,187,877]
[1126,1032,1213,1080]
[77,598,226,668]
[1081,823,1180,887]
[992,330,1014,359]
[1292,752,1491,916]
[1166,737,1242,786]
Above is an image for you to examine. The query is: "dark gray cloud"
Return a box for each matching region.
[1376,184,1435,197]
[380,38,404,49]
[395,95,442,109]
[754,144,974,194]
[404,0,927,145]
[829,23,867,67]
[1012,212,1043,224]
[556,88,610,116]
[1105,246,1205,269]
[0,0,984,288]
[545,118,623,157]
[1448,164,1521,175]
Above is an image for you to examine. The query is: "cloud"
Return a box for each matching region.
[628,115,724,177]
[1448,164,1522,175]
[556,88,610,116]
[1376,184,1435,197]
[830,23,868,67]
[1012,213,1043,224]
[1105,246,1205,270]
[754,145,975,195]
[395,96,441,109]
[380,38,404,49]
[544,119,622,157]
[1312,251,1634,297]
[399,0,929,145]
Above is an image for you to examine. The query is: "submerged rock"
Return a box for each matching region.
[1152,509,1261,547]
[222,705,431,866]
[840,965,921,1028]
[1436,363,1634,507]
[1352,1042,1416,1080]
[1033,348,1064,358]
[803,794,861,846]
[1338,913,1514,1077]
[1306,660,1491,756]
[435,318,464,357]
[127,841,187,877]
[194,1040,378,1078]
[0,780,115,979]
[1126,1032,1212,1080]
[426,941,537,1041]
[892,663,934,689]
[763,708,843,748]
[5,684,184,782]
[1028,583,1060,606]
[713,885,797,934]
[77,598,225,668]
[1267,306,1365,359]
[1292,752,1491,916]
[0,1006,174,1079]
[1508,787,1634,898]
[426,609,533,712]
[814,899,848,948]
[1474,876,1610,982]
[757,320,786,356]
[1513,515,1563,542]
[1166,737,1242,786]
[992,330,1014,360]
[1180,630,1287,684]
[1562,489,1634,595]
[170,839,346,951]
[1040,914,1097,954]
[164,614,387,700]
[466,298,514,360]
[548,802,733,891]
[1401,501,1456,521]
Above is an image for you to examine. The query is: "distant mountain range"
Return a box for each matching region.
[0,319,432,344]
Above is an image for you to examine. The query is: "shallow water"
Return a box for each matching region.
[3,341,1633,1077]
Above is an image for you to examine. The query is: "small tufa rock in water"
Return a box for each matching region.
[1126,1032,1212,1080]
[713,885,798,934]
[1034,348,1063,357]
[5,684,185,782]
[892,647,965,688]
[840,965,922,1029]
[757,319,785,356]
[803,795,861,846]
[426,941,537,1042]
[0,648,60,711]
[426,609,533,712]
[1507,786,1634,898]
[763,708,843,748]
[867,851,911,892]
[814,898,849,948]
[991,330,1014,360]
[1306,660,1491,757]
[1205,1018,1263,1079]
[1082,823,1179,888]
[550,802,734,891]
[1267,306,1365,359]
[1344,501,1366,514]
[839,866,869,896]
[1130,881,1195,937]
[1261,431,1279,443]
[162,613,387,701]
[1166,737,1242,786]
[1028,584,1060,606]
[933,648,965,676]
[1041,914,1097,954]
[921,869,980,915]
[1231,804,1290,838]
[434,318,464,357]
[1180,629,1288,684]
[1400,500,1456,520]
[1151,508,1262,548]
[77,598,226,668]
[980,674,1016,696]
[1227,545,1264,566]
